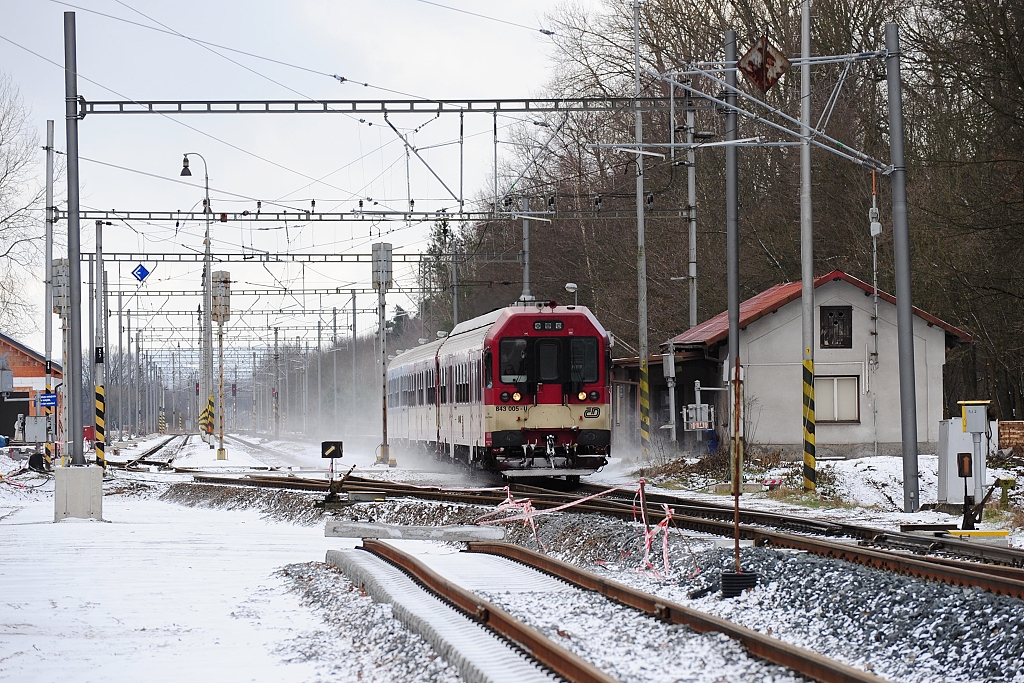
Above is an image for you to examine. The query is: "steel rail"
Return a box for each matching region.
[113,434,179,469]
[361,539,621,683]
[467,542,890,683]
[183,472,1024,593]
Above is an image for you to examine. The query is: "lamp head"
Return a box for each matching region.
[564,282,578,294]
[180,155,192,177]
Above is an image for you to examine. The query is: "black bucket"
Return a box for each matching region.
[720,571,759,598]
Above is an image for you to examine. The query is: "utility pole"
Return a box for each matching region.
[633,0,651,461]
[126,310,131,437]
[373,243,392,465]
[251,352,257,433]
[44,120,54,465]
[212,270,229,459]
[686,90,698,329]
[136,330,142,436]
[117,292,122,440]
[725,28,742,490]
[94,220,106,467]
[520,196,533,301]
[886,23,919,512]
[351,291,357,424]
[332,307,338,428]
[317,319,322,438]
[274,327,280,439]
[63,12,85,467]
[87,255,95,433]
[800,0,817,492]
[451,248,459,325]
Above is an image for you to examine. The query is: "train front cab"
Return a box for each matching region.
[483,306,611,476]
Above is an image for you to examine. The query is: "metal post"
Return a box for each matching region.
[317,319,322,438]
[886,23,919,512]
[87,255,95,432]
[634,0,651,460]
[117,291,122,439]
[493,110,498,216]
[725,30,742,521]
[303,340,308,436]
[94,221,105,466]
[102,266,109,442]
[204,167,213,447]
[44,120,54,464]
[686,94,698,329]
[252,352,257,433]
[451,249,459,325]
[800,0,817,492]
[520,196,532,301]
[217,321,225,458]
[332,307,338,428]
[136,330,142,435]
[64,11,85,465]
[285,340,291,433]
[665,344,677,443]
[378,283,389,465]
[273,327,279,439]
[126,310,131,437]
[351,290,357,421]
[459,111,465,213]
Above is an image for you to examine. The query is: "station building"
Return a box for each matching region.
[611,270,972,459]
[0,332,63,441]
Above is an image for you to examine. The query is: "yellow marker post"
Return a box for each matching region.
[802,355,816,490]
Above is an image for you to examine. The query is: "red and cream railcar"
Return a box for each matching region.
[387,302,611,477]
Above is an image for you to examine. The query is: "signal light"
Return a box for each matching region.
[589,390,600,402]
[512,392,522,402]
[500,391,511,403]
[195,382,200,396]
[231,383,237,396]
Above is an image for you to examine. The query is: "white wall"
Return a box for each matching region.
[728,280,947,453]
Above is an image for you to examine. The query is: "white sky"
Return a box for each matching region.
[0,0,599,361]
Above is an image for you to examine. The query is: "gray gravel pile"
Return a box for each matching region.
[613,546,1024,683]
[160,482,326,525]
[277,561,464,683]
[477,587,800,683]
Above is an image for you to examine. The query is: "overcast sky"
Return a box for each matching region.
[1,0,601,360]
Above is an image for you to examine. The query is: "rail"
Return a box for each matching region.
[466,542,890,683]
[361,539,620,683]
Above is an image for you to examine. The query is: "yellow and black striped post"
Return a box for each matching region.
[802,357,816,490]
[639,359,651,459]
[158,412,166,434]
[95,384,106,468]
[199,395,215,435]
[44,375,53,468]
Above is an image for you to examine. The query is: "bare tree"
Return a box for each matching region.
[0,73,43,334]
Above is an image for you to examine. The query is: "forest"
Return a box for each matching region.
[409,0,1024,421]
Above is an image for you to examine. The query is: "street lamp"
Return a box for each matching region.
[565,282,578,307]
[181,152,214,448]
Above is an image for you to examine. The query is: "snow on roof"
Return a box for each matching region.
[667,270,972,348]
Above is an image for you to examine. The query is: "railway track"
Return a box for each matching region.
[186,471,1024,599]
[359,539,889,683]
[110,434,186,469]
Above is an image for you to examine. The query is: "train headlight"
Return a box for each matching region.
[589,390,600,401]
[500,391,511,403]
[577,391,587,401]
[512,392,522,402]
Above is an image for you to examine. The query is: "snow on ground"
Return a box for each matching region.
[0,480,464,683]
[173,437,271,470]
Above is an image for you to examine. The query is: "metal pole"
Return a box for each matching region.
[87,254,94,433]
[252,352,257,433]
[217,321,225,458]
[136,330,142,436]
[351,290,357,422]
[452,249,459,325]
[520,196,532,301]
[886,22,919,512]
[634,0,651,461]
[102,266,109,442]
[204,165,214,448]
[459,111,465,213]
[94,221,105,466]
[126,310,131,437]
[274,327,280,439]
[686,93,698,329]
[117,291,122,439]
[317,319,322,438]
[303,340,308,436]
[800,0,817,492]
[332,307,338,429]
[44,120,54,464]
[64,12,85,465]
[725,30,742,524]
[493,110,498,216]
[378,283,389,464]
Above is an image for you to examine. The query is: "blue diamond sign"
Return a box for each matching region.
[131,264,150,282]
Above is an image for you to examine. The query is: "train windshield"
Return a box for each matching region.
[537,340,561,382]
[570,337,600,384]
[500,338,528,383]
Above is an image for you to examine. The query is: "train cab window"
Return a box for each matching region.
[570,337,600,384]
[500,339,528,384]
[537,339,561,382]
[484,351,493,389]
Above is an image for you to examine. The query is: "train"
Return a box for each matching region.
[386,301,612,479]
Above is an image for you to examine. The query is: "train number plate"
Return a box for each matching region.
[495,405,521,412]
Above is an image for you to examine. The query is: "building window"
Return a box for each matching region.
[815,376,859,422]
[820,306,852,348]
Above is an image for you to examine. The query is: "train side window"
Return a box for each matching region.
[484,351,493,389]
[427,369,436,405]
[537,339,561,382]
[439,367,447,404]
[476,358,482,401]
[500,338,528,383]
[570,337,600,384]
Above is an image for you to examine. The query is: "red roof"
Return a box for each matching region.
[668,270,972,347]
